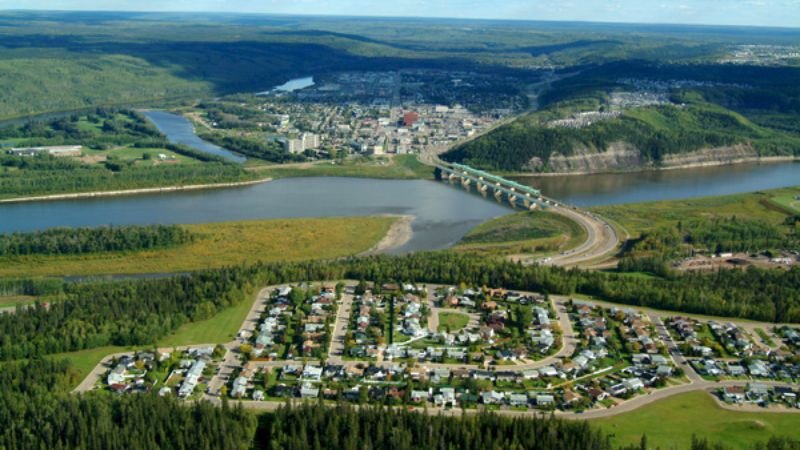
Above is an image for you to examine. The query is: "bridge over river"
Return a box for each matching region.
[436,162,560,210]
[435,162,621,267]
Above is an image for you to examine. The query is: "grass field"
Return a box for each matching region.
[0,216,395,278]
[0,295,38,307]
[250,155,434,180]
[50,286,264,385]
[591,186,800,237]
[592,391,800,449]
[455,211,587,256]
[437,311,470,333]
[157,287,259,347]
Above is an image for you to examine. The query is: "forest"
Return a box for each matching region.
[2,251,799,362]
[0,225,194,256]
[0,156,255,199]
[624,216,798,257]
[0,359,797,449]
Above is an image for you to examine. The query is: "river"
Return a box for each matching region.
[2,106,799,254]
[0,178,511,254]
[141,111,246,164]
[512,162,800,207]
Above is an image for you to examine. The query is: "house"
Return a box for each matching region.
[107,365,127,385]
[723,386,746,403]
[520,369,539,380]
[410,390,430,403]
[775,386,797,402]
[252,390,265,401]
[588,388,608,402]
[481,391,505,405]
[230,376,248,399]
[539,366,559,378]
[509,393,529,407]
[623,378,645,392]
[436,388,457,407]
[747,383,770,402]
[302,365,323,381]
[300,384,320,399]
[535,395,555,407]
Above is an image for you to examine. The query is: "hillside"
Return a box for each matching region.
[443,62,800,174]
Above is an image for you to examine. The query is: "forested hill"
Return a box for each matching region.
[443,63,800,173]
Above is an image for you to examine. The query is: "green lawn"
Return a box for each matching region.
[592,391,800,449]
[437,312,470,333]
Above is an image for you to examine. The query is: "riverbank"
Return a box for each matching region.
[360,215,414,255]
[0,217,394,278]
[0,177,272,204]
[508,155,799,178]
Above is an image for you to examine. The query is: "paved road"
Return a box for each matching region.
[541,206,620,268]
[327,293,354,365]
[74,281,798,419]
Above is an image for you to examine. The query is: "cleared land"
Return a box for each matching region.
[250,155,434,180]
[436,312,470,333]
[455,210,587,256]
[591,186,800,236]
[0,217,395,277]
[592,390,800,449]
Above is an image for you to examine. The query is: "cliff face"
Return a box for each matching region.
[524,142,768,174]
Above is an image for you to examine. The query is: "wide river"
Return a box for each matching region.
[511,161,800,207]
[1,107,798,254]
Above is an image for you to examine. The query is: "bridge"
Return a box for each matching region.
[436,162,557,210]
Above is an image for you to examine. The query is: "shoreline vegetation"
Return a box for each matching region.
[0,177,272,204]
[0,216,396,278]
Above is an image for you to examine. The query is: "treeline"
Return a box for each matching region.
[0,154,256,198]
[0,108,163,150]
[0,225,194,256]
[4,251,800,362]
[0,267,262,360]
[257,403,611,450]
[627,217,796,257]
[198,132,305,163]
[0,359,256,450]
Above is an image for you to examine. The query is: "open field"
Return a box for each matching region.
[455,210,587,256]
[0,295,38,307]
[591,186,800,237]
[250,155,434,180]
[437,312,470,333]
[157,288,258,347]
[0,217,395,278]
[592,391,800,449]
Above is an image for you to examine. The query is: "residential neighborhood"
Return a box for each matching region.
[94,281,800,415]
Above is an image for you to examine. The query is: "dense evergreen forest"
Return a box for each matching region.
[0,225,194,256]
[0,359,256,450]
[2,252,799,361]
[0,360,795,450]
[257,403,611,450]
